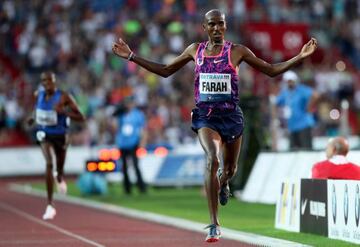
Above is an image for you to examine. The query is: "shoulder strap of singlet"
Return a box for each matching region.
[195,41,207,61]
[224,41,238,71]
[223,41,232,55]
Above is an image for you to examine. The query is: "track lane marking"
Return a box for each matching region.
[10,184,311,247]
[0,202,105,247]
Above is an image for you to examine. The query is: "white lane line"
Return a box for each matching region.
[0,239,79,244]
[10,184,311,247]
[0,202,105,247]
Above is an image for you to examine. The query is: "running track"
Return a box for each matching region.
[0,179,254,247]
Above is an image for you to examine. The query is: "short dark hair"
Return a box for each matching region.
[204,9,225,22]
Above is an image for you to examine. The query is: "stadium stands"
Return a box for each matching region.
[0,0,359,150]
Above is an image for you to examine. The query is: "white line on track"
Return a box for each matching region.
[0,201,105,247]
[10,183,311,247]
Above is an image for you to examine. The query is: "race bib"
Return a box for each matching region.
[36,109,58,126]
[199,73,231,102]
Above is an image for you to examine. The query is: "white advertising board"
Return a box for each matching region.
[275,179,300,232]
[242,150,360,204]
[327,180,360,244]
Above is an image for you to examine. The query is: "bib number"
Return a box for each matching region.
[36,109,58,126]
[199,73,231,102]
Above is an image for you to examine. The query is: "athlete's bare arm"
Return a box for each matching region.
[56,92,85,121]
[112,38,198,77]
[26,91,39,126]
[232,38,318,77]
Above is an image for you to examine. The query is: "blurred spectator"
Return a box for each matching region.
[311,136,360,180]
[0,0,359,149]
[272,70,319,150]
[113,95,147,194]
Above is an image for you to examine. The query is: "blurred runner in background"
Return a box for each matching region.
[27,71,85,220]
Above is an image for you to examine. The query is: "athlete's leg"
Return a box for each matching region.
[40,142,54,205]
[198,127,222,226]
[220,136,242,186]
[54,145,67,183]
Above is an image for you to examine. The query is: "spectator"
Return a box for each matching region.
[0,1,360,148]
[312,136,360,180]
[113,95,147,194]
[273,70,319,150]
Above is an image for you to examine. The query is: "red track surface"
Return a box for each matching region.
[0,180,254,247]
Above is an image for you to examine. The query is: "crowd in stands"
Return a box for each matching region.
[0,0,359,149]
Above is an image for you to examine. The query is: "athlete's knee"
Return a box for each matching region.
[205,154,220,172]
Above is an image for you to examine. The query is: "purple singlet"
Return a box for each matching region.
[194,40,239,110]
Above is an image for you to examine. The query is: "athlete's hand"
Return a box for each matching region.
[300,38,317,58]
[112,38,132,59]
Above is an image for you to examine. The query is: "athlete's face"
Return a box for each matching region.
[40,73,56,94]
[203,14,226,44]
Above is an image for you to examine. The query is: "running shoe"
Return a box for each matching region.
[218,169,231,206]
[219,182,231,206]
[205,224,221,242]
[42,205,56,220]
[56,180,67,194]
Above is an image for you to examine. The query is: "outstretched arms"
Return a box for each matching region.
[234,38,318,77]
[112,38,197,77]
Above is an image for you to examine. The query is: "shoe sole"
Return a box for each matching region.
[43,212,56,220]
[219,196,228,205]
[219,199,228,206]
[43,216,55,220]
[205,236,220,242]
